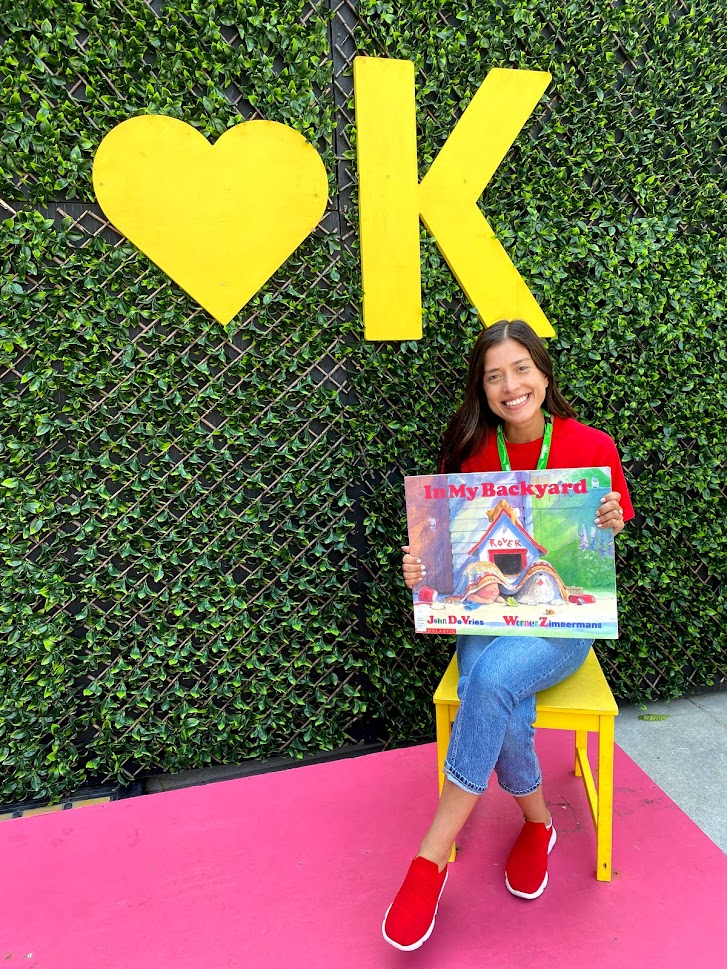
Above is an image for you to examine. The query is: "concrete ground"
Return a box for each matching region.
[615,691,727,852]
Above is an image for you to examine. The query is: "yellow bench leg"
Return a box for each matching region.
[575,729,587,777]
[435,704,450,797]
[435,704,457,862]
[596,715,615,881]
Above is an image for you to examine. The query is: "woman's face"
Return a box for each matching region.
[482,338,549,440]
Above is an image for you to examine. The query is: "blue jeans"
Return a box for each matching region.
[444,634,593,796]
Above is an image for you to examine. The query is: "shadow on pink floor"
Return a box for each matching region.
[2,733,724,969]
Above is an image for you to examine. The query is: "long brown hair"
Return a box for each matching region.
[438,320,577,473]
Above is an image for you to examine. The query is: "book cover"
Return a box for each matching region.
[404,468,619,638]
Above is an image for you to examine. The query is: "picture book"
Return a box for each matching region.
[404,468,619,638]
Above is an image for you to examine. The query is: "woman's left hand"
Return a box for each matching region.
[595,491,625,536]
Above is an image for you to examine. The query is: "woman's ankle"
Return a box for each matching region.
[523,811,552,826]
[416,846,451,873]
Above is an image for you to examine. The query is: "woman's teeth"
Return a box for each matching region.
[504,394,530,407]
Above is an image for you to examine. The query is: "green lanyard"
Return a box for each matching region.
[496,413,553,472]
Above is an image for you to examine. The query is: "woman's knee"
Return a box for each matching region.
[466,660,516,706]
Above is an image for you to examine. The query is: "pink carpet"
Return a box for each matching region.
[2,734,724,968]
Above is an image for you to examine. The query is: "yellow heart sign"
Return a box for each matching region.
[92,115,328,325]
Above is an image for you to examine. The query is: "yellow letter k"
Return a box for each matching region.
[354,57,553,340]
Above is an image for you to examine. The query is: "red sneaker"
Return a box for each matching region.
[382,856,449,951]
[505,820,557,899]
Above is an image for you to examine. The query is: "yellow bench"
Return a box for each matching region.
[434,647,618,881]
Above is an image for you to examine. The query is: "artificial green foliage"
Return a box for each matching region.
[1,0,726,801]
[0,0,334,202]
[352,0,727,725]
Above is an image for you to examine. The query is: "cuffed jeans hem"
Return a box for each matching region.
[443,763,487,796]
[498,774,543,797]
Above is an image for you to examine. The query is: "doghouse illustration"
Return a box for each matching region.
[469,499,545,578]
[451,499,568,607]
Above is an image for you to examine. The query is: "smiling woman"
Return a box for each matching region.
[482,340,550,442]
[440,319,579,468]
[383,319,635,952]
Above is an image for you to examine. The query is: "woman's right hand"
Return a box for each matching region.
[401,545,426,590]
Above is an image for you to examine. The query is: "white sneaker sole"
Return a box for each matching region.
[382,868,449,951]
[505,825,557,900]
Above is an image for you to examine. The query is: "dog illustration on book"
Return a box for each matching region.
[445,560,509,606]
[506,560,568,605]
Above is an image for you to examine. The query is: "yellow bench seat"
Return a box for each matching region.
[433,647,618,881]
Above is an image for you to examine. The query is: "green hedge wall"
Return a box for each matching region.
[1,0,725,802]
